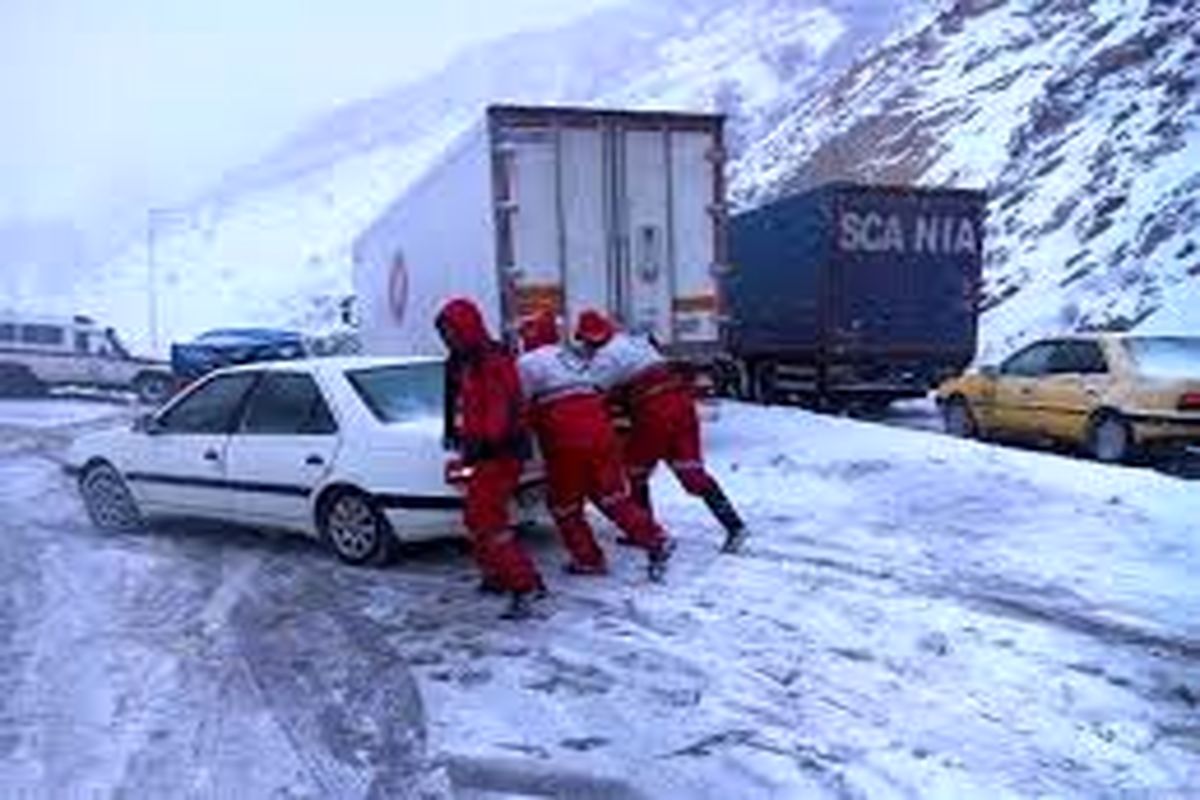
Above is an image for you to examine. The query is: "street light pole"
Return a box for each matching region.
[146,211,160,353]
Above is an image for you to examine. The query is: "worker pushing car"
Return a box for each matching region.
[518,310,675,582]
[435,297,545,619]
[574,309,749,554]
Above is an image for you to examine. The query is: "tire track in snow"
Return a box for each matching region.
[226,555,442,799]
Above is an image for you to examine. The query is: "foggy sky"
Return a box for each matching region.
[0,0,617,230]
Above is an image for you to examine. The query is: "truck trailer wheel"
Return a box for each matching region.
[752,362,778,405]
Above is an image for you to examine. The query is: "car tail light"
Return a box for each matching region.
[444,458,474,485]
[1179,392,1200,412]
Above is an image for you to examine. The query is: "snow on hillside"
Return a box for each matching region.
[78,0,923,353]
[733,0,1200,360]
[76,0,1195,359]
[78,128,454,351]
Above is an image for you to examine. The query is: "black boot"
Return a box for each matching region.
[499,591,536,620]
[616,481,654,547]
[702,486,748,554]
[633,480,653,515]
[647,537,676,583]
[477,577,506,595]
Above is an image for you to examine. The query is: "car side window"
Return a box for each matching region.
[240,372,337,435]
[75,332,90,355]
[0,323,14,343]
[347,362,445,424]
[158,373,260,435]
[20,324,65,347]
[1000,342,1056,377]
[1048,341,1109,375]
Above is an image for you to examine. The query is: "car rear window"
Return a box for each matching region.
[347,363,444,424]
[1124,337,1200,380]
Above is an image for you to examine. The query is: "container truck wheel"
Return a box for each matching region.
[729,360,754,401]
[752,362,778,405]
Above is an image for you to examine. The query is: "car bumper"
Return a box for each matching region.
[377,479,547,542]
[1130,414,1200,447]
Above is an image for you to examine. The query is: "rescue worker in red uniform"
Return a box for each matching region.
[435,297,544,619]
[518,311,674,581]
[575,310,749,554]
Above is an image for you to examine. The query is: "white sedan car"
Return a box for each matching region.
[67,356,543,565]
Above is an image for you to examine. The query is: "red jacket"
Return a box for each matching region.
[437,298,529,463]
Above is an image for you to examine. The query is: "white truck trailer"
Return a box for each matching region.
[352,105,728,365]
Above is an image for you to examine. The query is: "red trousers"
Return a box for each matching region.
[543,435,666,569]
[626,388,719,498]
[463,458,541,593]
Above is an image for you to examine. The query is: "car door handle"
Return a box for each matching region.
[203,449,220,462]
[305,454,325,466]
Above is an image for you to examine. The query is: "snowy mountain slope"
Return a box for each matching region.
[733,0,1200,359]
[76,0,925,352]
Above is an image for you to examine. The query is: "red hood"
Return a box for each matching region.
[575,309,615,347]
[436,297,491,355]
[520,310,559,351]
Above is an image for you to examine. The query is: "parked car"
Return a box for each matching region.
[66,356,544,565]
[0,314,174,403]
[170,328,308,382]
[937,334,1200,463]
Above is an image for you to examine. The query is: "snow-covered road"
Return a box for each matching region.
[0,398,1196,798]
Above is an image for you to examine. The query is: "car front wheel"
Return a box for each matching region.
[319,490,396,566]
[79,462,144,532]
[0,364,47,398]
[1089,413,1134,464]
[942,397,978,439]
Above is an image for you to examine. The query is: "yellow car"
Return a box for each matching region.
[937,334,1200,463]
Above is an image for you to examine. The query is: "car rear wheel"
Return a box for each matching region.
[0,364,47,398]
[319,490,396,567]
[79,462,144,532]
[942,397,978,439]
[1089,413,1134,464]
[134,373,173,406]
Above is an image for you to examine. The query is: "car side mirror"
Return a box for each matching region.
[979,365,1000,379]
[134,413,163,435]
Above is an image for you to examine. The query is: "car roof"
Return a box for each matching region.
[0,313,103,328]
[196,327,302,340]
[215,355,444,376]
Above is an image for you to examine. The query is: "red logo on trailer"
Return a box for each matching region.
[389,251,409,323]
